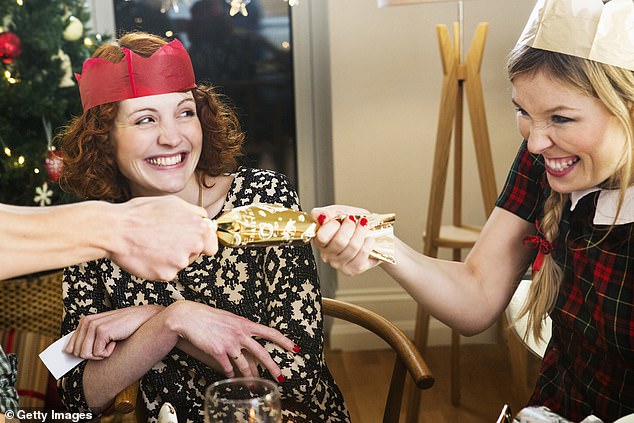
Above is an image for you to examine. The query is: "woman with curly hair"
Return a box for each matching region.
[57,32,349,422]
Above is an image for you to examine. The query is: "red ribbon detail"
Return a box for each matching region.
[4,330,16,353]
[523,235,553,272]
[17,389,46,401]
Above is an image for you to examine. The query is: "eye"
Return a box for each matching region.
[514,106,528,117]
[135,116,155,125]
[551,115,573,124]
[180,109,196,118]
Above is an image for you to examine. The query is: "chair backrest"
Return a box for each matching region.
[504,278,552,404]
[505,279,552,359]
[323,297,434,423]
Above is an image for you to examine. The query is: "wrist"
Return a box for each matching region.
[162,301,189,337]
[98,201,133,261]
[72,200,118,261]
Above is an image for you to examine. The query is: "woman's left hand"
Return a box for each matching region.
[163,300,297,380]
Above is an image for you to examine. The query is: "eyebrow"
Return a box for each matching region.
[511,98,579,114]
[125,97,195,118]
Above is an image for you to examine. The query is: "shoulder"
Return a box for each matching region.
[496,140,548,222]
[231,167,300,209]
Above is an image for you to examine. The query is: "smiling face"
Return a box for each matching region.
[512,70,627,193]
[111,91,202,198]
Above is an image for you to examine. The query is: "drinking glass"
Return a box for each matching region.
[204,377,282,423]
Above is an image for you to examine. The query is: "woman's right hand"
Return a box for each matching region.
[310,205,381,276]
[164,301,298,381]
[65,304,164,360]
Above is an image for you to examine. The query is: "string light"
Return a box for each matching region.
[160,0,298,15]
[4,70,18,84]
[3,147,11,157]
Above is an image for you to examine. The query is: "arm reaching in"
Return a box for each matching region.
[312,205,536,335]
[0,196,218,281]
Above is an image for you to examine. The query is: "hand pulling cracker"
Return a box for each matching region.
[215,203,396,264]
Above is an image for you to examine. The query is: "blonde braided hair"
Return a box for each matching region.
[507,45,634,340]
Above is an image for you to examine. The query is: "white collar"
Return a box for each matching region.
[570,186,634,225]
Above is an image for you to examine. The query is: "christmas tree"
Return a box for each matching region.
[0,0,102,206]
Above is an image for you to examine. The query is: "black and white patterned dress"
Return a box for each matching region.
[57,168,350,422]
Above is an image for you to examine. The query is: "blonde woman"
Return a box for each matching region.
[311,1,634,421]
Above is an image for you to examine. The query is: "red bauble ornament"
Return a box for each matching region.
[0,31,22,64]
[45,150,64,182]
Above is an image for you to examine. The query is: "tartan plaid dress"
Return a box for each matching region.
[496,141,634,422]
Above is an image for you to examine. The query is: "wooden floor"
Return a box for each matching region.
[325,343,540,423]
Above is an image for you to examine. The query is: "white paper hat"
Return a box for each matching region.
[517,0,634,71]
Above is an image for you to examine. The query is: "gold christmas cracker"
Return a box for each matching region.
[215,203,396,264]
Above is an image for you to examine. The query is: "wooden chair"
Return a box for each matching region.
[324,297,434,422]
[113,297,435,423]
[504,279,550,404]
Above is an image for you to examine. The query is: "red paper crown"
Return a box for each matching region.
[75,39,196,111]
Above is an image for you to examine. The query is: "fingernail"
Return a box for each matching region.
[317,214,326,225]
[348,215,356,223]
[360,217,368,227]
[293,344,301,353]
[277,375,285,383]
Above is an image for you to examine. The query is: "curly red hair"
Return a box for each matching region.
[58,32,243,202]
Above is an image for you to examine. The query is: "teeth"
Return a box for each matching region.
[147,154,182,166]
[545,157,578,172]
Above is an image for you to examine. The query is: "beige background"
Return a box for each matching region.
[320,0,536,348]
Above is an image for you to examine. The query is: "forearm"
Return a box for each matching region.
[381,218,531,335]
[380,238,501,333]
[81,309,179,411]
[0,202,117,279]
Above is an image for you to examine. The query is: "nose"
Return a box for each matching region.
[526,120,554,154]
[158,120,183,147]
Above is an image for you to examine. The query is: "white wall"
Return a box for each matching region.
[325,0,536,349]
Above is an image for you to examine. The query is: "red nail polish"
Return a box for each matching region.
[317,214,326,225]
[348,215,356,223]
[293,344,301,353]
[360,217,368,227]
[277,375,285,383]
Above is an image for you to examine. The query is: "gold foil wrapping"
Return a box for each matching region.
[215,203,396,264]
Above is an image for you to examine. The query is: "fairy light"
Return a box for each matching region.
[16,0,23,6]
[3,147,10,157]
[162,0,297,16]
[4,70,18,84]
[17,156,25,165]
[34,168,40,174]
[83,37,94,47]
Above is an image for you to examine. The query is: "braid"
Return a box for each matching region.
[517,191,567,341]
